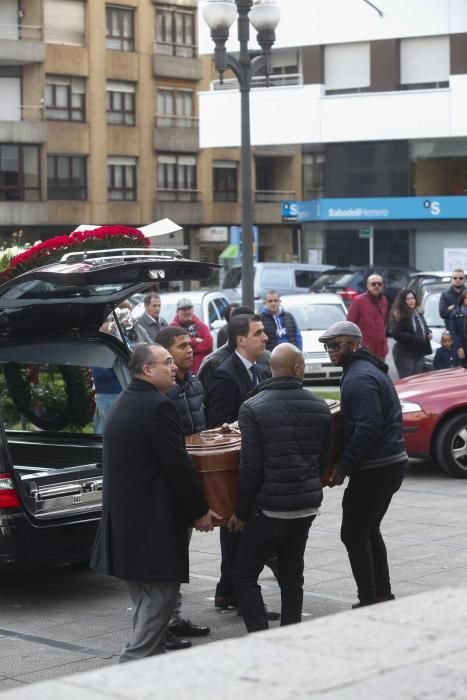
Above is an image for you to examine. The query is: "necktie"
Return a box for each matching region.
[250,363,259,386]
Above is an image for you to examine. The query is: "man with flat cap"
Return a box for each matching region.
[319,321,407,609]
[229,343,333,633]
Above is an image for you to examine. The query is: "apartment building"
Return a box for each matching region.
[198,0,467,271]
[0,0,202,255]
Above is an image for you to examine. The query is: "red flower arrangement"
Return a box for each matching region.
[0,225,150,282]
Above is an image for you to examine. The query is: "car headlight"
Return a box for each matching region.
[400,400,423,414]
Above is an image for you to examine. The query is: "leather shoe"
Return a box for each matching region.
[164,630,192,651]
[214,595,237,609]
[237,605,280,621]
[168,618,210,637]
[352,595,395,609]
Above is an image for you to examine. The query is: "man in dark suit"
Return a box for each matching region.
[90,343,219,663]
[207,314,270,428]
[207,314,278,615]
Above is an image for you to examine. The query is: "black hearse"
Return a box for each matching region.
[0,247,215,569]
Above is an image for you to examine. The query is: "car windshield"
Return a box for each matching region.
[288,303,346,331]
[423,291,444,327]
[311,272,353,289]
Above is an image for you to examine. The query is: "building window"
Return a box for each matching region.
[213,161,238,202]
[106,81,136,126]
[303,152,325,200]
[106,5,135,52]
[107,157,137,200]
[156,87,194,127]
[157,154,197,201]
[44,0,85,46]
[0,144,41,202]
[324,42,370,95]
[45,76,86,121]
[47,155,86,200]
[399,36,450,90]
[155,6,196,58]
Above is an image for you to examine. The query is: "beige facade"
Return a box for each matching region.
[0,0,298,263]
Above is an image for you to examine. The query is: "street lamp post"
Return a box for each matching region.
[202,0,281,309]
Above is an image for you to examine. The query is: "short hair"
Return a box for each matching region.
[227,313,261,348]
[144,292,161,307]
[452,268,464,275]
[264,289,279,299]
[231,305,254,317]
[128,343,159,376]
[441,330,451,338]
[223,303,240,322]
[366,273,384,284]
[156,326,189,350]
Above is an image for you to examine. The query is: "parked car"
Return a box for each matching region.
[395,367,467,478]
[222,263,334,302]
[281,293,347,381]
[132,289,230,340]
[311,266,418,307]
[407,270,452,304]
[0,248,216,570]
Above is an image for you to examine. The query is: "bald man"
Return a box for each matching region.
[229,343,333,633]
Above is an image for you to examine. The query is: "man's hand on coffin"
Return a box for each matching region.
[227,514,244,532]
[194,509,223,532]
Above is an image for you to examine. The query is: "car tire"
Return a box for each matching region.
[434,413,467,478]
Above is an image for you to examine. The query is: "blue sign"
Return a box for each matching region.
[230,226,259,262]
[281,196,467,223]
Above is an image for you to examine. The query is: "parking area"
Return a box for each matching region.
[0,458,466,691]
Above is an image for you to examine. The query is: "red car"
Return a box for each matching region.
[395,367,467,478]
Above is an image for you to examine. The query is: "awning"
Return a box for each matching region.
[219,243,239,259]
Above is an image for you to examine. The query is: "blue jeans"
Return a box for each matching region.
[94,393,119,434]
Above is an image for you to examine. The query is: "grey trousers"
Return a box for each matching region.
[169,528,193,626]
[119,580,180,663]
[392,344,425,379]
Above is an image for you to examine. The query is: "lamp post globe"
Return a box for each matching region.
[202,0,237,31]
[249,0,281,31]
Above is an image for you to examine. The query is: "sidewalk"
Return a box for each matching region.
[3,587,467,699]
[0,465,466,691]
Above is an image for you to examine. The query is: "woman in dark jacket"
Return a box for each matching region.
[449,289,467,365]
[390,289,432,379]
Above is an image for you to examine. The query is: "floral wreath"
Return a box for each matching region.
[0,224,150,282]
[0,225,149,431]
[4,364,96,432]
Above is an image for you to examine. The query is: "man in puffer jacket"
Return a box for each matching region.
[230,343,332,633]
[319,321,407,609]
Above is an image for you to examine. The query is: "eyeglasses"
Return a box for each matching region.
[369,282,383,287]
[323,340,353,352]
[452,277,464,281]
[146,357,175,367]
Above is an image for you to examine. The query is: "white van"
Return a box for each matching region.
[222,263,334,302]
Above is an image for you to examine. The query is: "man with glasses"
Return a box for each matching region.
[439,269,466,328]
[91,343,220,663]
[319,321,407,609]
[347,274,388,360]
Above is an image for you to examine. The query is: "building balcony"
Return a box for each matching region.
[153,50,202,80]
[0,201,47,227]
[210,73,303,92]
[0,25,44,65]
[154,117,199,152]
[0,110,46,143]
[154,191,203,225]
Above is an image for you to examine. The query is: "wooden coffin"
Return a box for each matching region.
[186,400,342,526]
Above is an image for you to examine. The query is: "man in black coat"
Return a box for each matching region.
[207,314,279,616]
[90,343,219,663]
[230,343,332,633]
[319,321,407,609]
[439,269,466,328]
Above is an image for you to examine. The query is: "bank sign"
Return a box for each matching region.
[281,196,467,223]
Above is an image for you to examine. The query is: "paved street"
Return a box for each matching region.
[0,458,466,691]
